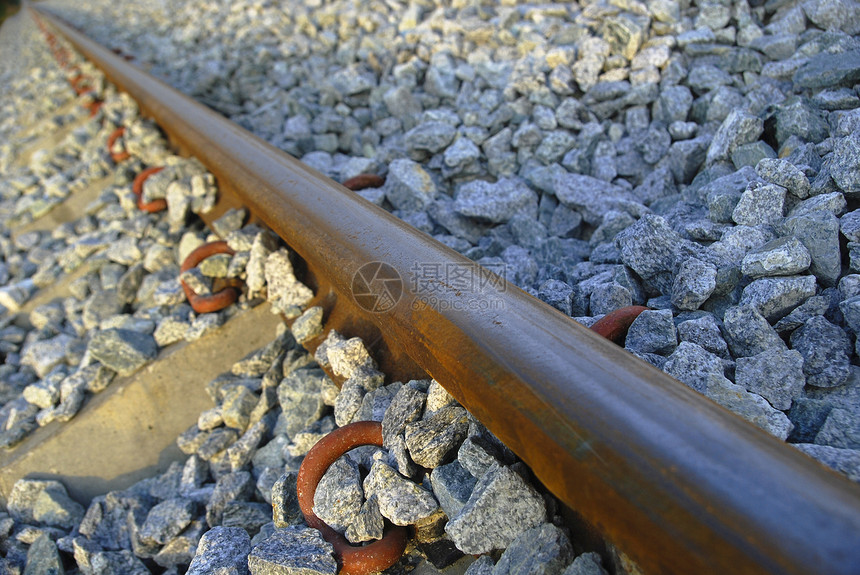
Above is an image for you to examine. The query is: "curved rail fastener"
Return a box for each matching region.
[590,306,649,344]
[179,241,240,314]
[132,166,167,213]
[35,9,860,575]
[297,421,408,575]
[342,174,385,191]
[106,126,130,162]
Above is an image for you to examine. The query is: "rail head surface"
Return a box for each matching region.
[33,7,860,575]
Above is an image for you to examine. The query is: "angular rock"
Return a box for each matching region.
[794,50,860,89]
[430,461,477,520]
[554,172,645,225]
[814,407,860,450]
[755,158,810,199]
[313,456,363,535]
[735,349,805,410]
[345,494,385,544]
[186,526,250,575]
[562,552,610,575]
[624,309,677,356]
[706,110,763,165]
[732,183,786,226]
[24,534,64,575]
[780,211,842,287]
[446,462,545,554]
[272,472,302,528]
[384,158,437,212]
[790,316,852,388]
[88,328,158,376]
[739,276,818,322]
[741,237,812,278]
[405,406,469,468]
[247,526,337,575]
[363,460,439,526]
[207,471,255,527]
[722,305,787,358]
[140,498,196,546]
[278,368,327,438]
[831,133,860,195]
[672,257,717,310]
[454,178,536,224]
[492,523,574,575]
[381,384,426,448]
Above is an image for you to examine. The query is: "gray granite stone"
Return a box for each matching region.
[814,407,860,450]
[345,494,385,544]
[277,368,326,438]
[780,211,842,287]
[790,316,852,388]
[755,158,811,199]
[672,257,717,311]
[326,337,374,381]
[247,526,337,575]
[8,480,72,525]
[465,555,496,575]
[405,406,469,468]
[492,522,574,575]
[88,328,157,376]
[454,178,536,224]
[186,526,250,575]
[23,533,64,575]
[140,497,196,546]
[221,502,271,537]
[732,183,786,226]
[265,249,313,317]
[832,134,860,195]
[430,461,477,520]
[766,98,829,147]
[616,214,705,295]
[207,471,255,527]
[537,280,574,316]
[793,50,860,90]
[739,276,818,322]
[363,460,439,526]
[774,295,830,335]
[562,552,609,575]
[706,110,763,165]
[221,385,259,431]
[153,519,207,568]
[20,334,74,378]
[677,314,731,359]
[291,306,324,345]
[841,210,860,243]
[722,305,787,358]
[588,283,632,316]
[313,456,363,535]
[624,309,677,356]
[735,349,805,410]
[272,472,301,528]
[554,172,645,226]
[381,384,426,448]
[741,236,812,278]
[446,462,545,554]
[384,158,437,212]
[664,343,794,438]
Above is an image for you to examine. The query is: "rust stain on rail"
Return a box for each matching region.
[32,8,860,575]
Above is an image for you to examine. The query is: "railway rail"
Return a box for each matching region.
[6,4,860,575]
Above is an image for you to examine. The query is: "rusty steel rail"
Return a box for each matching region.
[32,7,860,575]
